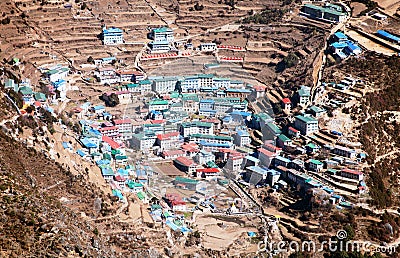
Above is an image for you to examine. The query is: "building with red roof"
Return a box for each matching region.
[98,126,119,137]
[288,126,300,138]
[340,168,364,181]
[258,147,277,168]
[263,141,282,154]
[173,156,198,175]
[156,131,180,150]
[195,167,220,178]
[165,193,187,212]
[162,149,185,159]
[281,98,292,112]
[102,135,121,149]
[112,119,133,139]
[181,142,200,157]
[117,70,135,82]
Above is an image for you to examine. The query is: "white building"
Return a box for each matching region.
[148,99,169,111]
[156,132,180,151]
[151,76,180,94]
[130,133,156,152]
[180,121,214,137]
[149,27,174,42]
[193,150,215,165]
[200,43,217,52]
[45,66,69,83]
[149,41,170,53]
[294,115,319,135]
[102,26,124,45]
[233,129,251,147]
[113,119,133,139]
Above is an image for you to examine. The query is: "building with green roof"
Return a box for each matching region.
[126,181,144,193]
[173,176,199,191]
[149,99,169,111]
[4,79,19,92]
[294,115,319,135]
[308,159,323,172]
[19,86,34,98]
[150,27,174,42]
[34,92,47,102]
[302,4,347,23]
[189,133,233,144]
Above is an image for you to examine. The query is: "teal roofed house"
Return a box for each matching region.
[308,105,326,118]
[306,142,320,154]
[101,150,111,160]
[182,93,199,102]
[262,122,282,141]
[139,79,151,85]
[19,86,33,96]
[277,134,291,148]
[189,133,233,144]
[308,159,323,172]
[102,26,123,45]
[126,181,144,193]
[101,166,115,181]
[173,176,199,191]
[149,99,169,111]
[294,114,319,135]
[34,92,47,102]
[296,85,311,107]
[302,4,347,23]
[150,27,174,42]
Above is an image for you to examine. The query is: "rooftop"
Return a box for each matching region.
[295,115,318,124]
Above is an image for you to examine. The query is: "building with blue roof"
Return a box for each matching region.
[234,129,251,147]
[376,30,400,44]
[267,169,281,186]
[274,155,291,168]
[199,109,217,117]
[329,32,362,60]
[344,42,362,56]
[80,137,98,151]
[333,31,348,42]
[102,26,123,45]
[76,149,86,158]
[198,140,233,151]
[245,166,269,185]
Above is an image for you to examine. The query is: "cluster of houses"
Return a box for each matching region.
[101,24,224,56]
[79,64,367,209]
[329,31,362,60]
[3,64,71,113]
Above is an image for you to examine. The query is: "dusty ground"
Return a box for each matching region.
[376,0,400,15]
[351,2,367,16]
[195,214,258,252]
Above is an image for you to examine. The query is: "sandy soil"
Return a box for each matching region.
[351,3,367,16]
[195,214,257,251]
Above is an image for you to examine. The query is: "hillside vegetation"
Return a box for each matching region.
[324,53,400,208]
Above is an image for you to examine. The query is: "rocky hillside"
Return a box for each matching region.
[0,125,117,257]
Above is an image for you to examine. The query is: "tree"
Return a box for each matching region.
[194,2,204,11]
[101,93,120,107]
[1,17,10,25]
[87,56,94,63]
